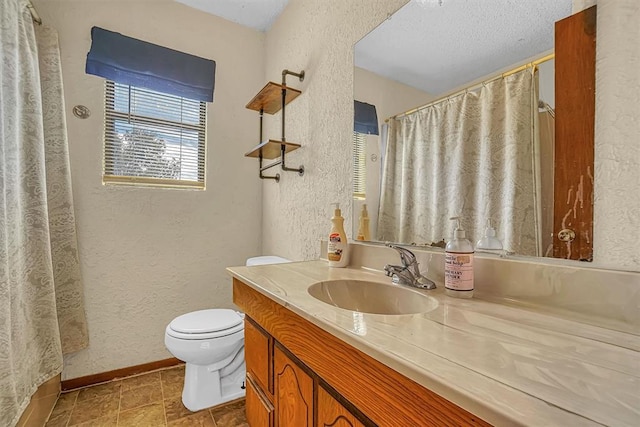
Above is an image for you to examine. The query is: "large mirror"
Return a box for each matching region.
[352,0,597,262]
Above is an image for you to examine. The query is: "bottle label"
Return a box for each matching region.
[444,252,474,291]
[328,233,344,261]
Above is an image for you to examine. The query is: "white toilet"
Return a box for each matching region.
[164,256,290,411]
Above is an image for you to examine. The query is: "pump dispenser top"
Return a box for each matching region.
[451,217,467,240]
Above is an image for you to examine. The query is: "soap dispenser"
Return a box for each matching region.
[476,219,503,251]
[328,203,349,267]
[356,204,370,241]
[445,217,474,298]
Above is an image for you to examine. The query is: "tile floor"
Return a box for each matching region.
[45,365,248,427]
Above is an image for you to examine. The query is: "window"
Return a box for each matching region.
[353,131,366,199]
[103,81,206,189]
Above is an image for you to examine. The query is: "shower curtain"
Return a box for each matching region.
[1,1,89,425]
[377,68,540,256]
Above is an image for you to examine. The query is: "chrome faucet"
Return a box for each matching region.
[384,244,436,290]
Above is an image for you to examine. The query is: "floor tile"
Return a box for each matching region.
[46,365,246,427]
[28,393,60,426]
[16,403,33,427]
[45,409,72,427]
[68,394,119,425]
[163,396,206,422]
[120,383,163,411]
[74,414,118,427]
[36,375,62,399]
[77,381,121,401]
[160,381,183,399]
[46,391,78,426]
[160,365,185,381]
[210,406,247,427]
[159,368,184,399]
[166,411,216,427]
[120,372,161,391]
[216,398,245,412]
[117,402,166,427]
[55,390,79,411]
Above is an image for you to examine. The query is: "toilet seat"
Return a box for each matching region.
[167,309,244,340]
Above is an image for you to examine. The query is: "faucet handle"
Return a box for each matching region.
[384,244,437,290]
[383,264,394,277]
[386,243,417,267]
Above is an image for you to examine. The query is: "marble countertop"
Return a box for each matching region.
[227,260,639,427]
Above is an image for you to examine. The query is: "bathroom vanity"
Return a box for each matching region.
[227,260,639,426]
[234,278,486,426]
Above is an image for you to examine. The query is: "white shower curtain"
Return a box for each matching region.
[1,1,88,425]
[377,68,540,256]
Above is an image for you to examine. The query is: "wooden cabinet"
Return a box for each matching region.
[274,346,314,427]
[246,374,274,427]
[553,5,596,261]
[317,386,365,427]
[245,317,272,394]
[235,278,490,426]
[244,314,361,427]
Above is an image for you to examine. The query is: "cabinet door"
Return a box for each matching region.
[274,346,314,427]
[246,374,274,427]
[245,317,272,394]
[317,386,365,427]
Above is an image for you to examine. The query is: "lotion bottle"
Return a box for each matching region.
[356,204,370,241]
[328,203,349,267]
[445,217,474,298]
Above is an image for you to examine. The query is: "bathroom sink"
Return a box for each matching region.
[307,279,438,315]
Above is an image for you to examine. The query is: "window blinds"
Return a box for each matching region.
[353,131,367,198]
[103,81,206,189]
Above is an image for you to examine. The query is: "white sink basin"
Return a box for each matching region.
[307,279,438,315]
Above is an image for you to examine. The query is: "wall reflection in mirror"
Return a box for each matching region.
[352,0,597,261]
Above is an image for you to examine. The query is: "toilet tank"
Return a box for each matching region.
[246,256,291,266]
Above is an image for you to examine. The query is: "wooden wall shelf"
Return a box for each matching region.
[245,69,306,181]
[246,82,302,115]
[245,140,301,160]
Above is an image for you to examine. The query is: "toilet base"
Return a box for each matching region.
[182,361,246,412]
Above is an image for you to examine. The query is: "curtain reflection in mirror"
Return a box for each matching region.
[377,68,542,256]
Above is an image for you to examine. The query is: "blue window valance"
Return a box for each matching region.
[86,27,216,102]
[354,100,379,135]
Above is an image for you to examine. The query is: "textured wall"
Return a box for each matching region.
[592,0,640,270]
[262,0,408,261]
[34,0,265,379]
[264,0,639,271]
[573,0,598,12]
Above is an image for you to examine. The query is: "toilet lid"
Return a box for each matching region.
[169,309,242,335]
[246,256,291,266]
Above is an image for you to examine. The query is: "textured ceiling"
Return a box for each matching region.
[176,0,572,95]
[175,0,289,32]
[355,0,573,95]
